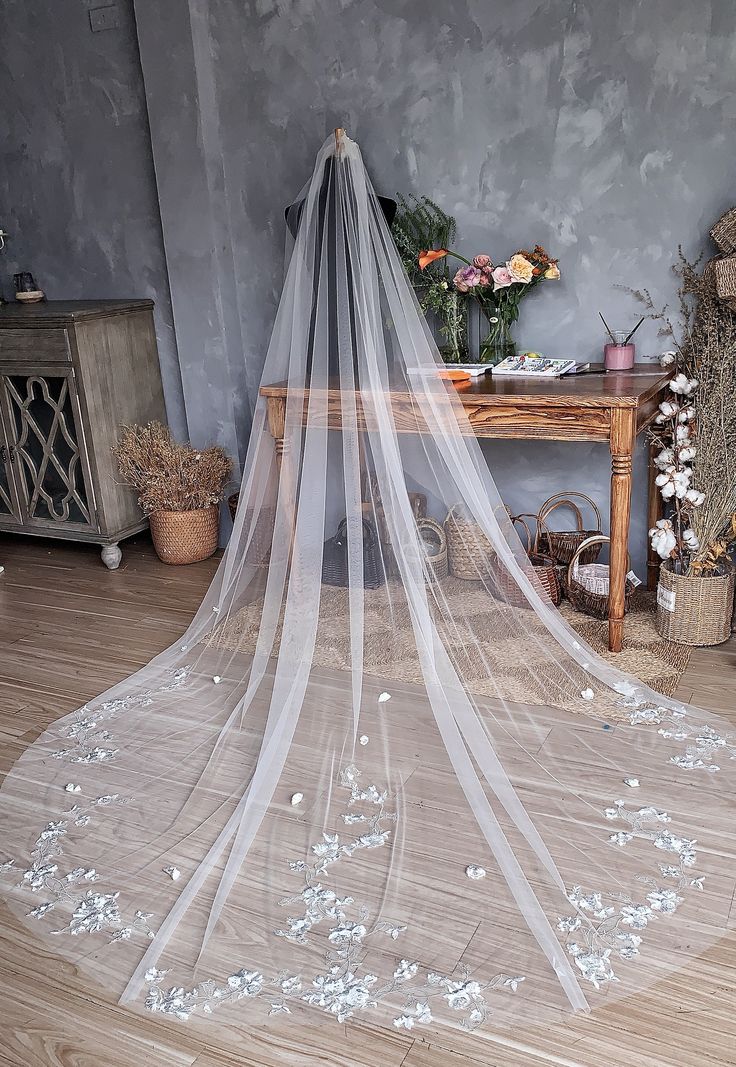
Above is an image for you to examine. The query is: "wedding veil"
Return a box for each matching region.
[1,132,733,1040]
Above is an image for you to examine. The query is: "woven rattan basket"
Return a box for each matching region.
[714,255,736,310]
[566,535,634,620]
[149,505,220,565]
[417,517,448,582]
[710,207,736,254]
[506,513,562,606]
[656,563,736,646]
[445,504,495,581]
[537,492,603,566]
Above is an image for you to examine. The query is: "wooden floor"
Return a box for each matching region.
[1,532,734,1067]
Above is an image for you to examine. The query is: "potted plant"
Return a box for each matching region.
[114,422,232,565]
[644,256,736,645]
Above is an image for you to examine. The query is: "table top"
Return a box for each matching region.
[261,365,670,410]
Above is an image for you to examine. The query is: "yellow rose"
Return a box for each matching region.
[507,254,533,284]
[544,263,560,280]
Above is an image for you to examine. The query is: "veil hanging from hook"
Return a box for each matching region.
[1,132,734,1040]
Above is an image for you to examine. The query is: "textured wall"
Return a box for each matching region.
[0,0,187,438]
[194,0,736,569]
[4,1,735,571]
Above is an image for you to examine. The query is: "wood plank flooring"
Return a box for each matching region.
[0,532,734,1067]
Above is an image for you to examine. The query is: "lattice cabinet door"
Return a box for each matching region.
[0,371,96,531]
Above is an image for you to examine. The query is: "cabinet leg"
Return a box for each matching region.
[101,543,122,570]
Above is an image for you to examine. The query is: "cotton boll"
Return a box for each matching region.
[658,399,679,418]
[649,519,677,559]
[659,351,677,367]
[684,488,705,506]
[678,406,696,423]
[683,529,700,550]
[654,448,674,471]
[669,373,698,396]
[675,424,692,444]
[677,445,696,462]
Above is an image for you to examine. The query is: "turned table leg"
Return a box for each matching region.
[609,409,635,653]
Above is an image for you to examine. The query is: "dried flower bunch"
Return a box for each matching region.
[635,254,736,576]
[114,422,232,514]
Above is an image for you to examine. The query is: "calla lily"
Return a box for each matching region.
[418,249,448,270]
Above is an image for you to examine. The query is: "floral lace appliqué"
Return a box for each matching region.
[557,797,704,989]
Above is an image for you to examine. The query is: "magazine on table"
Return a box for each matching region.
[491,355,588,377]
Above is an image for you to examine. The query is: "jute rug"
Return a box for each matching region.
[212,579,690,710]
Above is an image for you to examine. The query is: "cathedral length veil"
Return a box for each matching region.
[1,131,734,1038]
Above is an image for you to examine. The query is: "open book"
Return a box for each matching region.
[491,355,587,377]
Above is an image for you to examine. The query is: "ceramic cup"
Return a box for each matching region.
[604,331,635,370]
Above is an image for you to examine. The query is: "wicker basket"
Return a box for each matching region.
[445,504,495,581]
[149,505,220,565]
[714,255,736,310]
[710,207,736,254]
[655,563,736,646]
[566,535,635,620]
[416,517,448,582]
[537,492,603,566]
[506,513,562,606]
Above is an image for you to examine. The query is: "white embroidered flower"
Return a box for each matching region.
[69,890,121,934]
[393,1002,433,1029]
[444,979,482,1010]
[227,969,264,997]
[393,959,419,982]
[328,922,367,946]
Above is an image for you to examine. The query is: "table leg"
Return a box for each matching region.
[609,409,636,653]
[266,396,287,470]
[646,436,662,591]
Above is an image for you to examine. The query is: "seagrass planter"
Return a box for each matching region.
[149,505,220,565]
[656,563,736,646]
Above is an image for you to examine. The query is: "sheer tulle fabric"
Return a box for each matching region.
[1,134,734,1039]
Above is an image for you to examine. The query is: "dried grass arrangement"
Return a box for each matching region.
[633,253,736,577]
[114,422,233,515]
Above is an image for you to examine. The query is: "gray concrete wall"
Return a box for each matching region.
[4,0,736,571]
[195,0,736,571]
[0,0,187,438]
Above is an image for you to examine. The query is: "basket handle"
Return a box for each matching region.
[538,492,602,533]
[509,513,534,554]
[417,516,447,551]
[566,534,632,585]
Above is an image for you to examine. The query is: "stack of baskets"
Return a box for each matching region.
[709,207,736,311]
[443,492,636,620]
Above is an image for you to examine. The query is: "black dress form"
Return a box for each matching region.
[284,155,397,377]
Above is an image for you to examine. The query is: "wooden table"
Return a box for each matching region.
[260,366,671,653]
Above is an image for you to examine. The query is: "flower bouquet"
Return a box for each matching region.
[419,245,560,365]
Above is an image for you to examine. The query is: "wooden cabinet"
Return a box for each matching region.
[0,300,166,568]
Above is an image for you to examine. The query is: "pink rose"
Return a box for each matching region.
[453,266,482,293]
[492,266,513,291]
[472,254,492,269]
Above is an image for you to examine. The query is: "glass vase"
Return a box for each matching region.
[478,314,515,366]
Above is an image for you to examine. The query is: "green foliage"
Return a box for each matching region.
[392,195,467,360]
